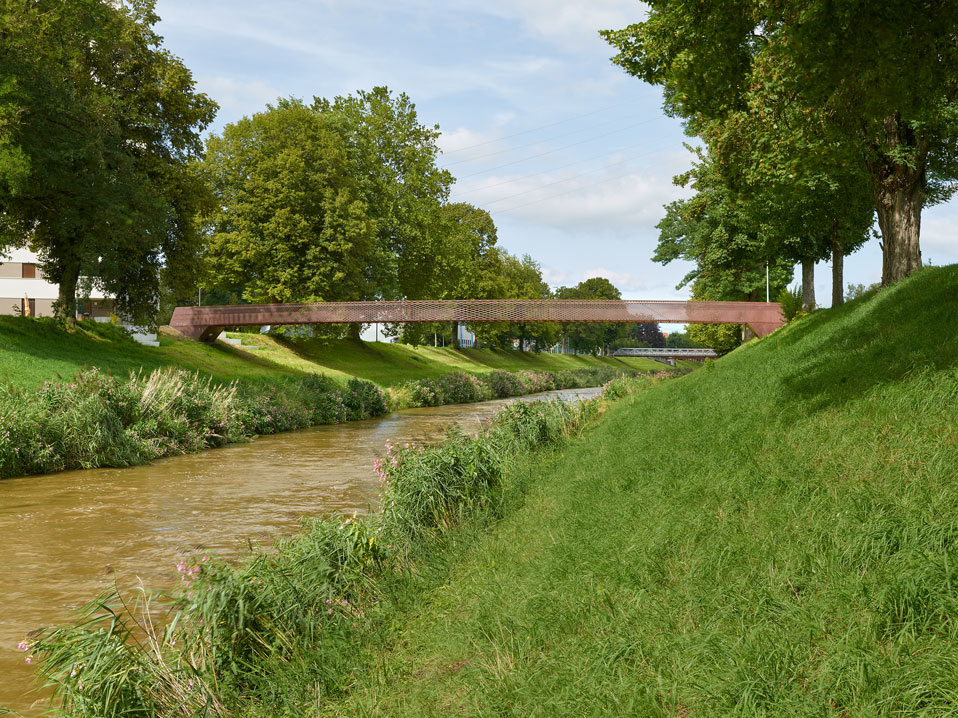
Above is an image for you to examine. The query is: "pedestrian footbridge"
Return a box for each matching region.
[169,299,784,343]
[613,347,719,360]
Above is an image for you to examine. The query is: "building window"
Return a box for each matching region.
[22,263,36,279]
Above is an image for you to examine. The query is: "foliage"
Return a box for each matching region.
[471,252,559,350]
[654,150,794,300]
[687,323,742,355]
[330,267,958,717]
[202,99,374,305]
[555,277,623,355]
[0,0,217,322]
[315,87,454,301]
[845,282,881,302]
[0,368,388,479]
[394,366,629,410]
[26,378,647,715]
[777,285,807,322]
[603,2,958,284]
[665,331,701,349]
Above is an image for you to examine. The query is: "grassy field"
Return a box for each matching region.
[323,265,958,715]
[0,316,681,389]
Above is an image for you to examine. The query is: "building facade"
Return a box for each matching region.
[0,248,110,318]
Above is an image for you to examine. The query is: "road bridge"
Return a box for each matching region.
[168,299,784,343]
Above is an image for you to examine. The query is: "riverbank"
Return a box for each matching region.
[323,266,958,715]
[0,316,690,480]
[23,376,653,715]
[0,315,686,390]
[21,266,958,714]
[0,364,637,480]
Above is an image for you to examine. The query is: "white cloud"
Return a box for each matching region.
[439,127,509,157]
[919,209,958,265]
[583,267,647,292]
[460,156,692,233]
[196,76,284,117]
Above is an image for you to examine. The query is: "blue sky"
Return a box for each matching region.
[154,0,958,306]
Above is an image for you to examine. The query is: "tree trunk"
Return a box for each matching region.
[831,235,844,308]
[55,263,80,325]
[801,259,815,312]
[868,114,925,285]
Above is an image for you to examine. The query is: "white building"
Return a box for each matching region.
[0,248,110,318]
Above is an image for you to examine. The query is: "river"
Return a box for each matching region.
[0,387,600,713]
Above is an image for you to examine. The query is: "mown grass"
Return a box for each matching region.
[321,265,958,716]
[0,316,682,390]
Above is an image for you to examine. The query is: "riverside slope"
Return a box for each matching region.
[328,266,958,716]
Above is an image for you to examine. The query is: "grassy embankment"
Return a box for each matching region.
[322,265,958,715]
[24,266,957,716]
[0,316,681,390]
[0,318,676,479]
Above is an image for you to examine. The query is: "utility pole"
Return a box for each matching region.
[766,263,770,303]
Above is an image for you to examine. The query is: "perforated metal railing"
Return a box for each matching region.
[169,299,784,343]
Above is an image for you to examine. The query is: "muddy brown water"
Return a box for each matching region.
[0,387,600,713]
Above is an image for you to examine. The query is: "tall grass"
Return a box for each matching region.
[0,364,641,481]
[320,266,958,717]
[21,375,654,716]
[0,368,388,479]
[389,365,637,409]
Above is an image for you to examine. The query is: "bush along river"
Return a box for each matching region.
[0,380,643,714]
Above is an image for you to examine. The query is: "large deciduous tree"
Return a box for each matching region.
[202,99,374,306]
[0,0,217,322]
[556,277,623,355]
[603,2,958,285]
[315,88,454,301]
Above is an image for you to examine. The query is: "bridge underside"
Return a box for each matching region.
[169,299,784,344]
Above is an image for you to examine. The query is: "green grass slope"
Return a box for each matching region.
[0,317,676,390]
[331,266,958,716]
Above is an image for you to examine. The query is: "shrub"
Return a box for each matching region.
[0,370,390,479]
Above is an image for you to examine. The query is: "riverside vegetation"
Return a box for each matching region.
[20,374,653,715]
[0,362,633,480]
[17,264,955,714]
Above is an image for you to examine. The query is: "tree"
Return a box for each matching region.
[665,331,700,349]
[603,2,958,285]
[631,322,666,348]
[556,277,623,355]
[654,152,794,304]
[0,0,217,322]
[472,252,558,351]
[314,88,453,301]
[202,100,375,306]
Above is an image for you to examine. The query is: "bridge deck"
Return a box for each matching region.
[169,299,784,343]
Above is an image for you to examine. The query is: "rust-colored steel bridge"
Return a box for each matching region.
[169,299,784,343]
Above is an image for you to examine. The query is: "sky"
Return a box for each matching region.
[154,0,958,311]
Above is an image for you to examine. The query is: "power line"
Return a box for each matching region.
[475,144,674,208]
[491,165,661,216]
[442,114,638,168]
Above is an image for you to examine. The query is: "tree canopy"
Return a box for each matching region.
[0,0,217,322]
[603,1,958,285]
[202,99,374,306]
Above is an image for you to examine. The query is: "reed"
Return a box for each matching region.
[22,376,654,715]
